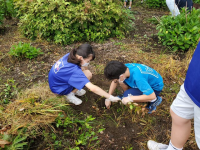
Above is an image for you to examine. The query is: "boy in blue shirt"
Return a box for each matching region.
[147,40,200,150]
[104,61,164,113]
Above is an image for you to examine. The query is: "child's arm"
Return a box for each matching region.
[122,92,156,105]
[108,80,118,94]
[85,82,121,100]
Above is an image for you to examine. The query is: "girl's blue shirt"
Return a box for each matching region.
[48,53,89,95]
[124,63,164,95]
[184,41,200,107]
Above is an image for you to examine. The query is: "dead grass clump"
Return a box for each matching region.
[0,82,67,135]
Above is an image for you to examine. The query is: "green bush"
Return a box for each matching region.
[193,0,200,4]
[156,8,200,52]
[0,11,3,26]
[145,0,167,8]
[9,42,43,59]
[14,0,134,45]
[0,0,16,19]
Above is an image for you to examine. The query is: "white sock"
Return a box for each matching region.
[150,98,157,102]
[166,140,183,150]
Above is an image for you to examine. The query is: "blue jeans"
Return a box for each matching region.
[123,88,161,97]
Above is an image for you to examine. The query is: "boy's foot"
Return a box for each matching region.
[147,140,168,150]
[75,89,86,96]
[124,6,126,8]
[128,7,131,9]
[147,96,162,114]
[65,92,82,105]
[141,1,143,3]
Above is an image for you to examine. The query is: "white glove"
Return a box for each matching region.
[122,94,133,105]
[108,95,121,102]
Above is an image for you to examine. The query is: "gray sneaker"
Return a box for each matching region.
[65,92,82,105]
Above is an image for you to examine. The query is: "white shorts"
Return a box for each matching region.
[171,84,200,148]
[166,0,180,16]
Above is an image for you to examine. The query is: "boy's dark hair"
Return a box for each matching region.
[68,43,95,66]
[104,60,127,80]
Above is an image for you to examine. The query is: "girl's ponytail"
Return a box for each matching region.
[67,48,81,65]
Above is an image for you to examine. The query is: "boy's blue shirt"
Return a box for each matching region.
[184,41,200,107]
[124,63,164,95]
[48,53,90,95]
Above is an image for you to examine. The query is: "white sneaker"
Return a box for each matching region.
[75,89,86,96]
[65,92,82,105]
[147,140,168,150]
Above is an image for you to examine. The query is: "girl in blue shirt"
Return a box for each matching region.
[48,44,120,105]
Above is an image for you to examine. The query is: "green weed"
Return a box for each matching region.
[0,79,17,104]
[9,42,43,60]
[157,8,200,52]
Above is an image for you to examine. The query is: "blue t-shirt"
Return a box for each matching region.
[124,63,164,95]
[184,41,200,107]
[48,53,90,95]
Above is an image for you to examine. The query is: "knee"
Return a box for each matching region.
[84,70,92,80]
[170,108,190,126]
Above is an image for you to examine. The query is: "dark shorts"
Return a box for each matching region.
[175,0,193,11]
[123,88,161,97]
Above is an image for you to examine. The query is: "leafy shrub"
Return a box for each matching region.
[0,0,16,19]
[193,0,200,4]
[145,0,167,8]
[156,8,200,52]
[14,0,134,45]
[9,42,43,59]
[0,10,3,26]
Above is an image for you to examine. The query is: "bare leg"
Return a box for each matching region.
[170,108,191,148]
[124,2,126,7]
[129,2,132,8]
[119,82,129,92]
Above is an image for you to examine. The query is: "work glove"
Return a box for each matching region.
[105,95,121,109]
[122,94,133,105]
[108,95,121,102]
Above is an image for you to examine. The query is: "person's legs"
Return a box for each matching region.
[170,108,191,148]
[123,88,143,97]
[83,69,92,80]
[169,84,194,149]
[147,84,195,150]
[66,69,92,105]
[166,0,180,16]
[119,81,129,92]
[194,105,200,149]
[124,0,127,7]
[129,0,132,9]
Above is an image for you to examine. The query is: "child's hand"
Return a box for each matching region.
[122,97,132,105]
[105,99,111,109]
[108,95,121,102]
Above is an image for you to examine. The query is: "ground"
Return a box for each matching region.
[0,3,198,150]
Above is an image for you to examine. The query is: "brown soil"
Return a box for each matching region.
[0,3,198,150]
